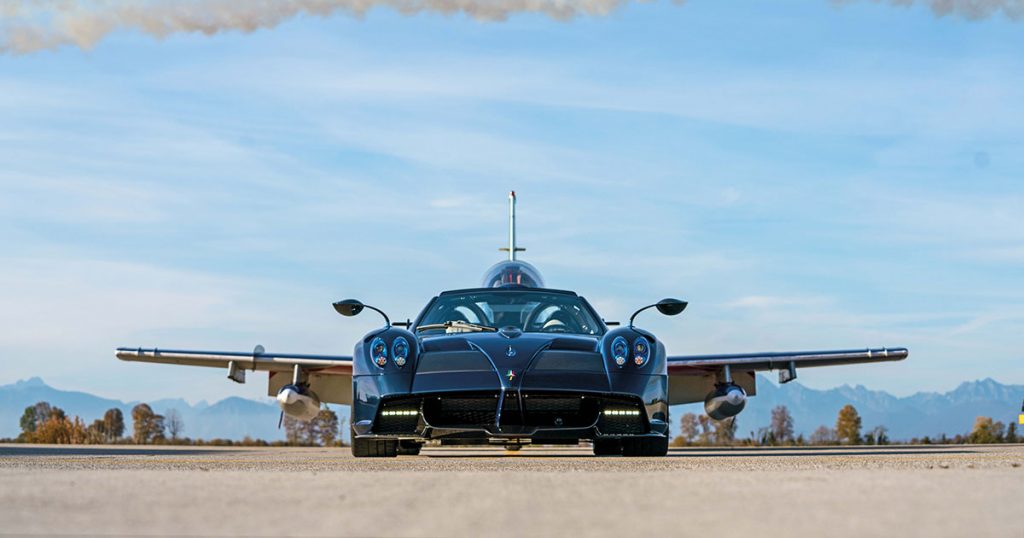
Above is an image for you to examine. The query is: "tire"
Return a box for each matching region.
[397,441,422,456]
[621,436,668,457]
[351,427,398,457]
[592,439,622,456]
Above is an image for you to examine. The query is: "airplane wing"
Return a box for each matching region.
[116,347,352,373]
[666,347,908,405]
[668,347,909,373]
[115,347,353,404]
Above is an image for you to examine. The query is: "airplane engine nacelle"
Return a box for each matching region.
[704,384,747,421]
[276,384,321,422]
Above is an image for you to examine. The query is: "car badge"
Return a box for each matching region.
[506,369,516,381]
[506,345,517,358]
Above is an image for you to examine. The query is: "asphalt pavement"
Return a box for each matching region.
[1,443,1021,537]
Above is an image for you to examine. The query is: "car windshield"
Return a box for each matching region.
[417,291,602,336]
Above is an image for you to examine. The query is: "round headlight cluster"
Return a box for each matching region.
[609,335,653,368]
[370,337,388,368]
[391,337,410,367]
[633,336,651,366]
[611,336,629,367]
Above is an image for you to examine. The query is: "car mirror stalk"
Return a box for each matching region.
[333,299,391,327]
[628,298,688,328]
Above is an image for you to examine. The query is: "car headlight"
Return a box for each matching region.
[391,336,410,367]
[370,337,388,368]
[611,336,629,367]
[633,336,651,366]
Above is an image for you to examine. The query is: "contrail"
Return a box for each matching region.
[837,0,1024,20]
[0,0,661,53]
[0,0,1019,55]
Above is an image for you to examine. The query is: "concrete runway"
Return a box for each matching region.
[1,444,1021,537]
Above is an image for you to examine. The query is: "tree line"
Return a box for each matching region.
[11,400,345,447]
[672,404,1021,446]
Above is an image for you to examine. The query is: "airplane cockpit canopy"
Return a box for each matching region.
[482,260,545,288]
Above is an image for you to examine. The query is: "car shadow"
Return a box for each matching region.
[0,445,242,457]
[664,446,980,457]
[419,445,981,458]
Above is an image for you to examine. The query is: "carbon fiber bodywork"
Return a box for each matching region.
[349,289,670,446]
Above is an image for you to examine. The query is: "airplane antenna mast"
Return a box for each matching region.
[500,191,526,261]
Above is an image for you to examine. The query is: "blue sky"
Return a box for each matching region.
[1,1,1022,404]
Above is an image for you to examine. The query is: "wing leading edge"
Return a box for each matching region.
[665,347,908,406]
[668,347,909,374]
[115,347,354,405]
[115,347,353,374]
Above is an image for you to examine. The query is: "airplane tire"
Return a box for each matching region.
[621,436,669,457]
[592,439,622,456]
[351,428,398,457]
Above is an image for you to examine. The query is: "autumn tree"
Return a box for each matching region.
[968,417,1005,444]
[131,404,165,444]
[770,406,794,445]
[86,419,107,444]
[19,402,53,438]
[712,417,737,445]
[809,425,836,445]
[103,409,125,442]
[697,414,713,445]
[283,414,303,445]
[679,413,700,445]
[32,412,87,444]
[835,404,862,445]
[317,408,340,446]
[165,409,185,441]
[283,407,343,446]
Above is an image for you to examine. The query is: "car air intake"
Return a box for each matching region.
[422,394,499,428]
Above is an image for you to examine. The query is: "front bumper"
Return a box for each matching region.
[353,390,668,442]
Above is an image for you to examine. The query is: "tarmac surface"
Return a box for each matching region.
[1,443,1021,537]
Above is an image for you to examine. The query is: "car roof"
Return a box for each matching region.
[437,287,580,297]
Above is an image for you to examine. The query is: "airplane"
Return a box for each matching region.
[116,191,909,457]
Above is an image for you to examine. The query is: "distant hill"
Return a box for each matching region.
[0,377,349,441]
[2,376,1021,442]
[674,377,1024,440]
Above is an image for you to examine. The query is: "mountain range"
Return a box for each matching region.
[0,377,294,441]
[2,376,1022,441]
[675,376,1024,440]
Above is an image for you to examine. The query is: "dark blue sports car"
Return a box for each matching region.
[117,192,908,457]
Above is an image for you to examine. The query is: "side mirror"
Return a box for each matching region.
[333,299,365,317]
[333,299,391,327]
[629,297,688,328]
[655,298,688,316]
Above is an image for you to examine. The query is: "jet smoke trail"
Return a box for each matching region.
[0,0,661,53]
[0,0,1019,54]
[837,0,1024,21]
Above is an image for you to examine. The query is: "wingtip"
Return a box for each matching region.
[888,347,910,360]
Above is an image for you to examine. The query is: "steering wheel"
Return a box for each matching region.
[449,302,490,326]
[540,319,570,333]
[526,304,576,333]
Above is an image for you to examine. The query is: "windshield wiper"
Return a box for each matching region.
[415,321,497,333]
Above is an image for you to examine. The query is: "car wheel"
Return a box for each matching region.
[621,436,668,457]
[351,426,398,457]
[592,439,622,456]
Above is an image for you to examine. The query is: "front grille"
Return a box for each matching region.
[416,392,643,432]
[522,394,598,428]
[423,394,499,428]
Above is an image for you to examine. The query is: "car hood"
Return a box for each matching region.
[420,331,599,365]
